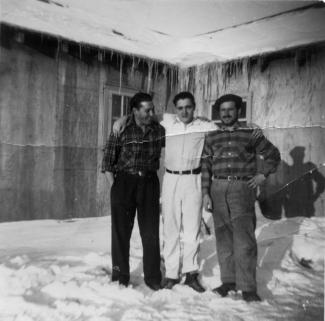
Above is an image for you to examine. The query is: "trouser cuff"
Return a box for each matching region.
[165,272,180,279]
[221,276,236,284]
[182,267,199,275]
[236,283,257,292]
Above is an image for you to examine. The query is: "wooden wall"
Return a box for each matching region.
[2,25,323,222]
[0,27,175,221]
[179,47,325,218]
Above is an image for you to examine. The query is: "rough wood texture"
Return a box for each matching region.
[181,48,325,217]
[0,38,171,222]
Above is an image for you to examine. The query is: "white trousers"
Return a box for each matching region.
[161,172,202,279]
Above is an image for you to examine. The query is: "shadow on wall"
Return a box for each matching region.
[258,146,325,219]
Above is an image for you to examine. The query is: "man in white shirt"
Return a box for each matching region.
[113,91,217,292]
[160,92,217,291]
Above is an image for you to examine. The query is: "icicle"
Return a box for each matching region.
[202,66,206,98]
[184,68,188,92]
[139,57,143,72]
[205,64,210,97]
[205,65,209,98]
[247,58,252,89]
[215,63,219,97]
[154,61,159,87]
[178,68,182,91]
[216,63,221,99]
[119,56,124,94]
[131,56,135,80]
[98,50,103,63]
[56,39,60,61]
[189,66,193,95]
[163,65,169,99]
[180,68,184,92]
[242,58,248,90]
[222,64,225,90]
[185,68,190,92]
[189,67,192,93]
[258,54,263,72]
[177,67,181,91]
[172,67,177,89]
[207,65,211,102]
[147,61,153,93]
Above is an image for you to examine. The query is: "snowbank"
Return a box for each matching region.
[0,214,323,321]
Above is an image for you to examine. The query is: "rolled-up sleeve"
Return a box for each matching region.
[101,133,121,173]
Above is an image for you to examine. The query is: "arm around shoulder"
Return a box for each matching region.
[112,115,128,136]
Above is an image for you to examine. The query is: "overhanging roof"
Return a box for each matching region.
[1,0,325,66]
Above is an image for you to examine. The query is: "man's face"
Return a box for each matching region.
[219,101,239,126]
[175,98,195,124]
[133,101,154,126]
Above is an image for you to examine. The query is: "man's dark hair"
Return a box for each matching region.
[173,91,196,107]
[213,94,243,110]
[130,92,152,111]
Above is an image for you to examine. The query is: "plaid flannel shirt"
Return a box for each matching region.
[201,122,280,195]
[101,115,165,173]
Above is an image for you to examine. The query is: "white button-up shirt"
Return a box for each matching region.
[161,114,218,171]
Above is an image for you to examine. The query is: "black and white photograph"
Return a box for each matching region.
[0,1,324,320]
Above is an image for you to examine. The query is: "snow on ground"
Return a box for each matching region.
[0,210,324,321]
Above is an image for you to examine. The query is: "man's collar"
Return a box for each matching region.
[125,115,135,127]
[126,114,156,131]
[220,121,241,131]
[174,116,196,126]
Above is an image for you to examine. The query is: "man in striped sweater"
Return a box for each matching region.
[201,94,280,302]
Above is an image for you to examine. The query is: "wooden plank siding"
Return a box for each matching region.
[0,26,174,221]
[182,47,325,218]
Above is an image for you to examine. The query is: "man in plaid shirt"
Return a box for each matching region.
[102,92,165,291]
[202,94,280,302]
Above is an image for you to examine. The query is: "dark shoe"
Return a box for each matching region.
[112,275,129,287]
[184,273,205,293]
[242,291,261,302]
[163,278,179,289]
[145,282,162,291]
[212,283,236,297]
[118,279,129,287]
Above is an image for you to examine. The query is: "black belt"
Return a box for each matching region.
[166,167,201,175]
[118,170,156,177]
[213,175,252,181]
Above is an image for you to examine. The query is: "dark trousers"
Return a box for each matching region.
[210,179,257,292]
[110,172,161,285]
